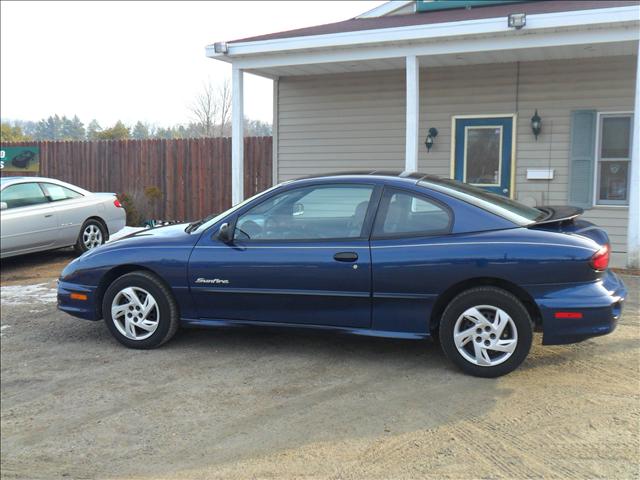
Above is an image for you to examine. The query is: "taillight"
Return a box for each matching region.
[114,198,123,208]
[590,244,609,271]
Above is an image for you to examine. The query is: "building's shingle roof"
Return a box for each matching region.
[231,0,638,44]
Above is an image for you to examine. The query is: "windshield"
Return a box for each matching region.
[191,182,286,234]
[418,177,546,224]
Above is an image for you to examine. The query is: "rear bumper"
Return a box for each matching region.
[528,271,626,345]
[57,280,100,321]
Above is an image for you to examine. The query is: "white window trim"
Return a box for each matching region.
[593,111,633,208]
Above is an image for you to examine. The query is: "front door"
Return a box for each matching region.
[454,116,514,196]
[0,182,58,255]
[188,183,379,328]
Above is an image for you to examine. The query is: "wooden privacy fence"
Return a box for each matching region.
[1,137,272,221]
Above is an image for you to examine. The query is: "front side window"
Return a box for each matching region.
[373,189,451,238]
[597,114,632,205]
[1,183,49,209]
[40,183,83,201]
[234,184,374,241]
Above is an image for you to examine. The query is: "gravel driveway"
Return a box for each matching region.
[1,251,638,479]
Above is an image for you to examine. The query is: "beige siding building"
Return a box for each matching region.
[208,0,640,268]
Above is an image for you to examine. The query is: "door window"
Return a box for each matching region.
[40,183,83,201]
[235,184,374,241]
[373,189,451,238]
[1,183,49,209]
[464,126,502,186]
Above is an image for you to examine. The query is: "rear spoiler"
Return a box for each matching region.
[532,206,583,225]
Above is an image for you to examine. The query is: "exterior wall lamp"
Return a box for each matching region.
[425,127,438,152]
[508,13,526,29]
[531,110,542,140]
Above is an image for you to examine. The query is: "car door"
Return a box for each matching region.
[369,187,454,334]
[189,183,381,328]
[39,182,89,246]
[0,182,58,255]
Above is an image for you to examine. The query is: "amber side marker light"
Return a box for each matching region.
[554,312,583,319]
[70,293,88,301]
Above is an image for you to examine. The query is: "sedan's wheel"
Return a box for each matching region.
[75,219,106,253]
[439,287,533,378]
[102,271,179,349]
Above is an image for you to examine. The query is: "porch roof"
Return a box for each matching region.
[206,2,639,78]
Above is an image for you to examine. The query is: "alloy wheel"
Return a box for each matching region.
[82,224,103,250]
[453,305,518,367]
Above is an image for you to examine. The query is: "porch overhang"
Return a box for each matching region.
[206,5,639,76]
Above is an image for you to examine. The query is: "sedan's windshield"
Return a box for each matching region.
[418,177,546,224]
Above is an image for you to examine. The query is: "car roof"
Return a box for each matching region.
[0,176,90,195]
[297,170,442,185]
[1,176,54,183]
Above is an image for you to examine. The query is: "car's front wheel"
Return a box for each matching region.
[102,271,179,349]
[439,287,533,377]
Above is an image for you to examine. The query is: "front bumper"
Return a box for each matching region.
[57,280,100,321]
[529,270,626,345]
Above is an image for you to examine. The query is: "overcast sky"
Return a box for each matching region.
[1,0,384,128]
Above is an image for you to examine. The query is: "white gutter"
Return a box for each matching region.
[206,5,639,59]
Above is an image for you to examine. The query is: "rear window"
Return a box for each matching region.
[418,177,545,223]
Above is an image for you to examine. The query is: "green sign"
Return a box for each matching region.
[416,0,526,12]
[0,146,40,173]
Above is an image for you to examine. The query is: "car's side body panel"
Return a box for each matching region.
[1,201,59,255]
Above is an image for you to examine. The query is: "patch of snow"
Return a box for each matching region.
[1,283,58,306]
[108,226,144,243]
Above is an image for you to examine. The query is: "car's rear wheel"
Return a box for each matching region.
[102,271,179,349]
[439,287,533,377]
[75,219,107,253]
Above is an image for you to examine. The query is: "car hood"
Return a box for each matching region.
[112,223,193,244]
[83,223,198,258]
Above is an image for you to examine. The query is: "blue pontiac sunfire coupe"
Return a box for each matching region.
[58,172,626,377]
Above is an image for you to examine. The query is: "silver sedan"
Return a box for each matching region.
[0,176,126,258]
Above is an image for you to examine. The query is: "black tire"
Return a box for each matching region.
[102,271,179,349]
[75,219,107,254]
[439,287,533,378]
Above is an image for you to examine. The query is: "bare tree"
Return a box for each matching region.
[217,79,232,137]
[190,79,232,137]
[190,81,217,137]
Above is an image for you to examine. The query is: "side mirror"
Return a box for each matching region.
[217,222,233,244]
[0,202,7,211]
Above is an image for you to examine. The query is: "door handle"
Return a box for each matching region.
[334,252,358,262]
[44,214,53,218]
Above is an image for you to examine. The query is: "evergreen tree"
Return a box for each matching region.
[131,121,150,139]
[65,115,85,140]
[86,119,102,140]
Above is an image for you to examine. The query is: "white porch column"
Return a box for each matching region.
[231,65,244,205]
[405,55,420,173]
[628,42,640,268]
